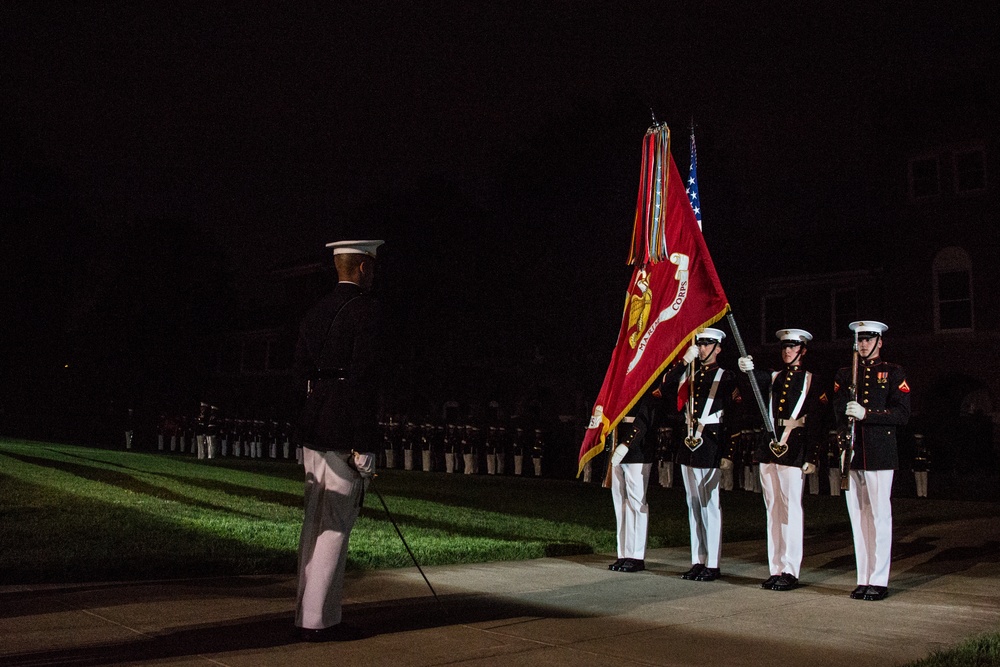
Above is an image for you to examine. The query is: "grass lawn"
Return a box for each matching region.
[3,438,999,666]
[0,437,986,584]
[0,438,713,582]
[909,634,1000,667]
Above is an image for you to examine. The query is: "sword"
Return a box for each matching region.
[368,476,447,616]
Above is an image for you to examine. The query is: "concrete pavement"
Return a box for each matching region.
[2,506,999,666]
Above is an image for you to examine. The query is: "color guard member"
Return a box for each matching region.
[660,328,740,582]
[834,320,910,601]
[738,328,826,591]
[607,394,659,573]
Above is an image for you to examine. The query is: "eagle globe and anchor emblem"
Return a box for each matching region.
[586,252,694,448]
[630,252,701,451]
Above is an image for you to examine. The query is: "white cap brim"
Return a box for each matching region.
[696,327,726,342]
[849,320,888,335]
[776,328,813,343]
[325,239,384,258]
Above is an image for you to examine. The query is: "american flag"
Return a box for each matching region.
[686,125,703,230]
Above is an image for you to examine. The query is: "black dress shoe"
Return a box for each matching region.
[849,585,868,599]
[771,573,798,591]
[618,558,645,573]
[862,585,888,601]
[681,563,706,580]
[298,623,365,642]
[694,567,721,582]
[609,558,626,571]
[761,574,780,590]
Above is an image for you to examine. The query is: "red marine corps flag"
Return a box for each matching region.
[578,123,729,476]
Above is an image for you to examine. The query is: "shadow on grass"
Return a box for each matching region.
[154,471,302,508]
[3,451,265,518]
[0,473,295,588]
[35,446,306,510]
[355,498,598,561]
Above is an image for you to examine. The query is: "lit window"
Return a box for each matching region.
[933,247,973,332]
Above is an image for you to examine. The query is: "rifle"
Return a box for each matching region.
[683,358,701,449]
[839,329,860,490]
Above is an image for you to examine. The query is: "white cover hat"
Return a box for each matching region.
[695,327,726,343]
[325,239,384,258]
[776,328,813,343]
[849,320,888,336]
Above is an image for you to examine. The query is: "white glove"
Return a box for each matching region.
[719,457,733,470]
[682,345,699,365]
[845,401,867,421]
[611,444,629,466]
[737,355,754,373]
[802,462,817,475]
[353,451,376,479]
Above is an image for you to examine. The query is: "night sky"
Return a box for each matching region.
[7,3,992,267]
[2,3,997,422]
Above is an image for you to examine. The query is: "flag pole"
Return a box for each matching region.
[725,311,778,443]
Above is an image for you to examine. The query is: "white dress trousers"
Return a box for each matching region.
[295,448,363,630]
[681,465,722,568]
[845,469,894,587]
[829,467,842,496]
[758,462,805,578]
[612,462,652,560]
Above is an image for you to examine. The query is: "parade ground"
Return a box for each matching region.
[2,508,998,667]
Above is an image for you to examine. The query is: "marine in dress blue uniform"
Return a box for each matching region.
[739,328,827,591]
[659,328,740,582]
[294,239,383,641]
[606,390,659,573]
[833,320,910,601]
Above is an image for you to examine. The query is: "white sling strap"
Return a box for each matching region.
[682,368,725,449]
[768,370,812,457]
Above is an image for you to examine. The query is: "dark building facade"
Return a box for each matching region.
[743,76,998,478]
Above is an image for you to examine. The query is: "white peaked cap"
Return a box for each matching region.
[776,328,813,343]
[849,320,888,335]
[696,327,726,342]
[325,239,385,258]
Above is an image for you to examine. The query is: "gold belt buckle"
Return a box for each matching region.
[769,439,789,457]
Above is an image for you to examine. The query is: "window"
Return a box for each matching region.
[832,288,858,340]
[954,149,986,193]
[762,295,786,344]
[933,247,973,332]
[909,156,940,199]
